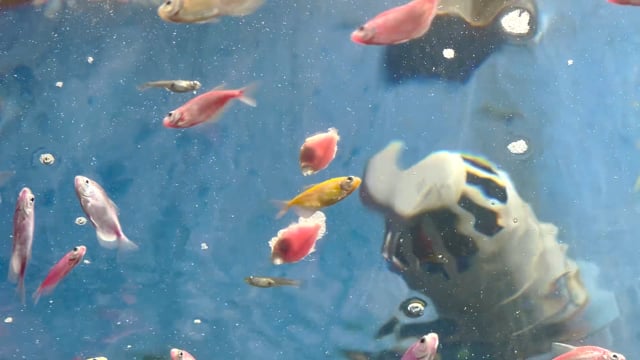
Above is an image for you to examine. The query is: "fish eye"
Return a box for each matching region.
[29,196,35,202]
[420,336,426,343]
[84,178,90,184]
[611,355,619,360]
[167,111,173,117]
[347,176,354,182]
[165,0,171,4]
[358,25,365,31]
[73,247,78,252]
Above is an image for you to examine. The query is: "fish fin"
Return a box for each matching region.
[210,83,226,91]
[272,200,290,219]
[137,83,151,91]
[292,206,318,219]
[117,235,139,252]
[551,342,576,356]
[7,254,20,283]
[12,276,26,305]
[32,288,42,305]
[237,82,258,107]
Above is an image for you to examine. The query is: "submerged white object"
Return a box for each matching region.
[360,142,620,358]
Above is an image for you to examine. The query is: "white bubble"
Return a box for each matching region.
[39,153,55,165]
[442,48,455,59]
[75,217,88,226]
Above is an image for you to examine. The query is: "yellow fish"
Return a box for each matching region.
[274,176,361,219]
[157,0,264,24]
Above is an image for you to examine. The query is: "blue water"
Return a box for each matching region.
[0,0,639,359]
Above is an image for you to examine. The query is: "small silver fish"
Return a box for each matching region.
[74,176,138,252]
[137,80,202,93]
[244,276,301,288]
[9,187,35,303]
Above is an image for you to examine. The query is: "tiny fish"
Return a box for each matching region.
[163,83,256,129]
[551,342,626,360]
[401,333,439,360]
[74,176,138,251]
[608,0,640,5]
[8,187,35,304]
[33,245,86,304]
[137,80,202,93]
[351,0,440,45]
[244,276,301,288]
[299,127,340,176]
[269,211,326,265]
[170,348,196,360]
[158,0,264,24]
[273,176,361,219]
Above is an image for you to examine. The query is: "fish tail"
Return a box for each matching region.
[271,200,290,219]
[32,288,41,305]
[118,235,139,252]
[17,278,25,305]
[136,83,150,91]
[238,82,259,107]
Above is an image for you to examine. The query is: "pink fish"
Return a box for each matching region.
[170,348,196,360]
[351,0,439,45]
[401,333,439,360]
[74,176,138,251]
[608,0,640,5]
[299,127,340,176]
[33,245,86,304]
[268,211,326,264]
[8,187,35,303]
[162,83,256,129]
[551,342,626,360]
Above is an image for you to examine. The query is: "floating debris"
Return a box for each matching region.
[87,56,94,64]
[507,139,528,155]
[567,59,574,66]
[3,317,13,324]
[200,242,208,250]
[75,216,88,226]
[55,81,64,88]
[442,48,455,59]
[193,319,201,324]
[39,153,55,165]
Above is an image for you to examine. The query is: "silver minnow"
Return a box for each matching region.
[9,187,35,303]
[137,80,202,93]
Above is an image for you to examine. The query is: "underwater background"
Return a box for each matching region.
[0,0,639,358]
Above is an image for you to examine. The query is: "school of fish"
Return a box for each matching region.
[2,0,634,358]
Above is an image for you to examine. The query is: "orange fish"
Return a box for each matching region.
[170,348,196,360]
[269,211,326,264]
[33,245,86,304]
[551,342,626,360]
[351,0,440,45]
[163,83,256,128]
[299,127,340,176]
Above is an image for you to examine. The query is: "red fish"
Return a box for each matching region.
[401,333,439,360]
[299,127,340,176]
[33,245,86,304]
[551,342,626,360]
[351,0,440,45]
[608,0,640,5]
[170,348,196,360]
[268,211,326,264]
[8,187,35,303]
[162,83,256,129]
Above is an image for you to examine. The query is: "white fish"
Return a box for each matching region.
[74,176,138,252]
[8,187,35,303]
